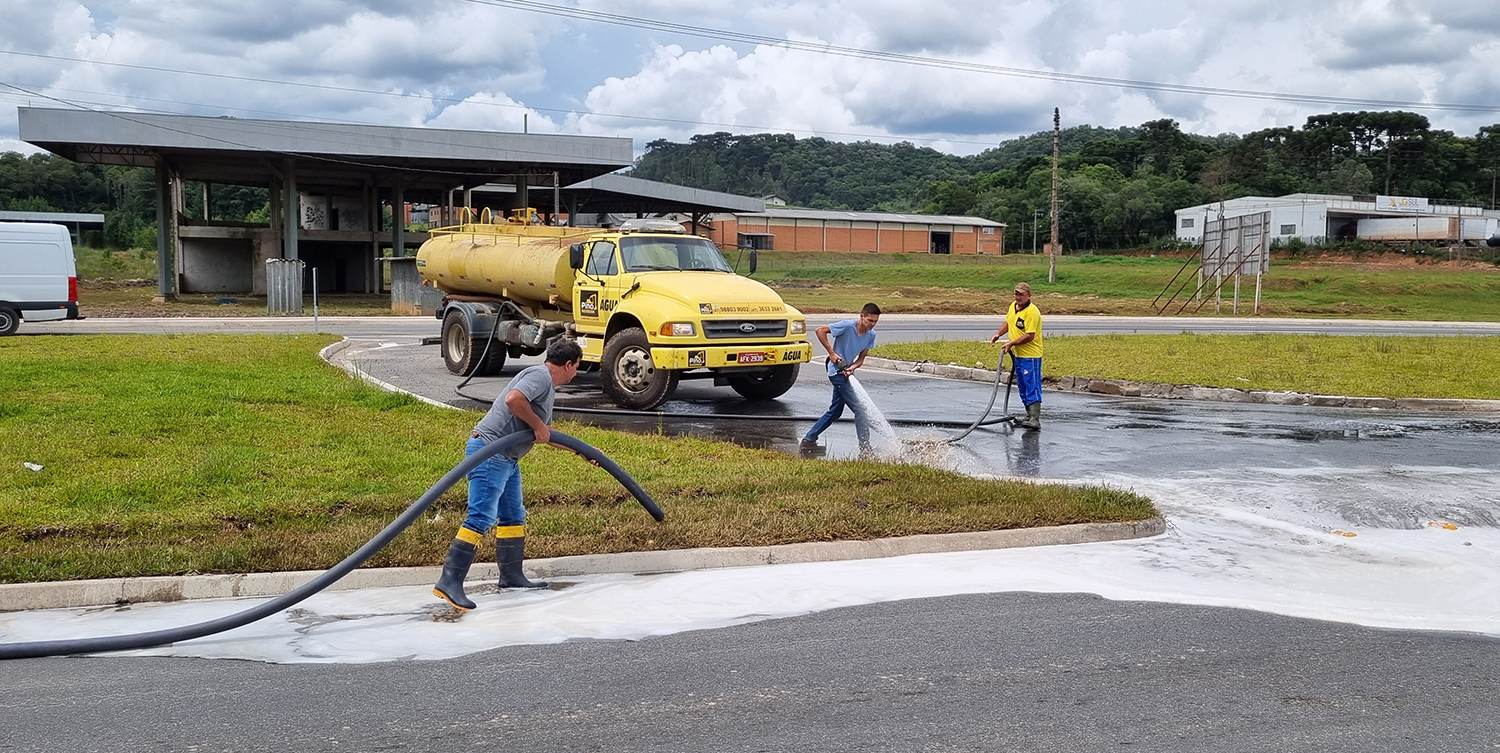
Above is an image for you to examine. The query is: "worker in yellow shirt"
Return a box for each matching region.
[990,282,1044,430]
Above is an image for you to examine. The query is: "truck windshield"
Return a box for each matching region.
[619,237,734,273]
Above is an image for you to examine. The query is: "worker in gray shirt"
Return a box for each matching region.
[434,338,583,611]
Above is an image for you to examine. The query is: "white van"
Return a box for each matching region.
[0,222,82,335]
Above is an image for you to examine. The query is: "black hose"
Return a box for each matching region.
[936,352,1016,444]
[0,430,661,661]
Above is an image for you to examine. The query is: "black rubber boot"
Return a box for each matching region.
[433,539,479,610]
[497,536,548,589]
[1018,402,1042,430]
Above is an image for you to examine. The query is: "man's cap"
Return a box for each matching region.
[1014,282,1031,294]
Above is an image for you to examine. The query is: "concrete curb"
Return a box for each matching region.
[862,356,1500,413]
[0,518,1164,612]
[320,337,460,412]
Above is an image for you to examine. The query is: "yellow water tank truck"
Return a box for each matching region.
[416,217,811,409]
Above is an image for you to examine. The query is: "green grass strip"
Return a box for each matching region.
[0,335,1153,583]
[874,334,1500,400]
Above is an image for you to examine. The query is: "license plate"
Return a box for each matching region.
[737,352,767,364]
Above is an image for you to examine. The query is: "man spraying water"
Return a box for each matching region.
[800,303,881,454]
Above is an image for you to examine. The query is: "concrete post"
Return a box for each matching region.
[512,175,530,216]
[154,161,173,299]
[392,180,405,258]
[203,182,211,221]
[282,159,299,260]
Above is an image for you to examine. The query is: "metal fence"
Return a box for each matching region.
[266,258,305,315]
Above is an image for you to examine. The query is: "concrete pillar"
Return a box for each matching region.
[392,180,405,258]
[511,175,530,215]
[203,182,211,221]
[154,161,173,299]
[282,159,298,260]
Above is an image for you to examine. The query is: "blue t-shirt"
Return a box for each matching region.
[824,319,877,376]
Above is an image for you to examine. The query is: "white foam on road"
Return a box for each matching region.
[2,464,1495,664]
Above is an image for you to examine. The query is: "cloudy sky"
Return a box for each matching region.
[2,0,1499,157]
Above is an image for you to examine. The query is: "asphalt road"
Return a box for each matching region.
[20,313,1500,342]
[4,593,1497,752]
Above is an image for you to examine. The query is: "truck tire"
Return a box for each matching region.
[441,310,506,376]
[728,363,799,400]
[602,327,679,409]
[0,307,18,337]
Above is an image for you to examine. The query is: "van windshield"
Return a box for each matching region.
[619,237,734,273]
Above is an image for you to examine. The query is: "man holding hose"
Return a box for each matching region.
[991,282,1044,430]
[433,338,583,611]
[800,302,881,454]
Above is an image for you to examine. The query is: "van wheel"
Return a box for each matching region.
[442,311,506,376]
[0,307,18,337]
[602,327,678,409]
[728,363,799,400]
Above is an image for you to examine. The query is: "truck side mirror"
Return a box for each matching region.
[569,243,585,269]
[748,249,758,275]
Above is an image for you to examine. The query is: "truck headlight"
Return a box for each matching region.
[790,320,806,335]
[660,322,697,336]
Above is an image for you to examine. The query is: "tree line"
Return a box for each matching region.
[631,112,1500,251]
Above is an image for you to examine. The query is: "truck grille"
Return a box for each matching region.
[703,319,788,339]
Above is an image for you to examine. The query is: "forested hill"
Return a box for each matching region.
[631,113,1500,250]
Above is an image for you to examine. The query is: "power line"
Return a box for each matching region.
[0,49,1001,148]
[462,0,1500,114]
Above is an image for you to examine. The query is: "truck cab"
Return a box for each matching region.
[568,219,810,408]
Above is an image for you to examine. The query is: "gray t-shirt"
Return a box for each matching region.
[472,363,555,459]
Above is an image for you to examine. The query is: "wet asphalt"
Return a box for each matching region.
[343,340,1500,481]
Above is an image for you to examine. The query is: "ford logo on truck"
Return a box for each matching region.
[738,322,756,333]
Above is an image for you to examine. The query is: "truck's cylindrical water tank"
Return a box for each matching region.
[418,229,589,311]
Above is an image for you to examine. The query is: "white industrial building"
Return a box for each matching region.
[1175,193,1499,246]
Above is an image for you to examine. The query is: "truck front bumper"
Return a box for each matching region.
[651,342,813,370]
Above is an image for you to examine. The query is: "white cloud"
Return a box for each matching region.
[2,0,1499,160]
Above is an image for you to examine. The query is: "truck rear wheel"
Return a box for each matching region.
[0,307,17,337]
[602,327,679,409]
[728,363,799,400]
[442,310,506,377]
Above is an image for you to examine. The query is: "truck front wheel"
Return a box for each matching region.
[442,310,506,377]
[602,327,679,409]
[728,363,799,400]
[0,307,18,337]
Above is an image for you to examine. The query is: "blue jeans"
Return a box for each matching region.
[803,373,871,447]
[1013,356,1043,407]
[462,436,525,534]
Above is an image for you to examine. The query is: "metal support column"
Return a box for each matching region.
[154,161,173,299]
[282,159,299,260]
[392,179,405,258]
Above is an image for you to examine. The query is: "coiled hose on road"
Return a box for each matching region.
[0,431,662,661]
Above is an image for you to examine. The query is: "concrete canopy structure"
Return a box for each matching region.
[18,107,632,297]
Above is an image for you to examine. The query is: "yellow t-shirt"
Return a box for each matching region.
[1004,301,1043,358]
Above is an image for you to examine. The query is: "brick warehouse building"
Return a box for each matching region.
[702,207,1005,254]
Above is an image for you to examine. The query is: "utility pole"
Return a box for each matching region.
[1049,107,1059,284]
[1032,208,1042,252]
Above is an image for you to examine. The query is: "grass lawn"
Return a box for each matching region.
[0,335,1154,583]
[743,251,1500,320]
[873,334,1500,400]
